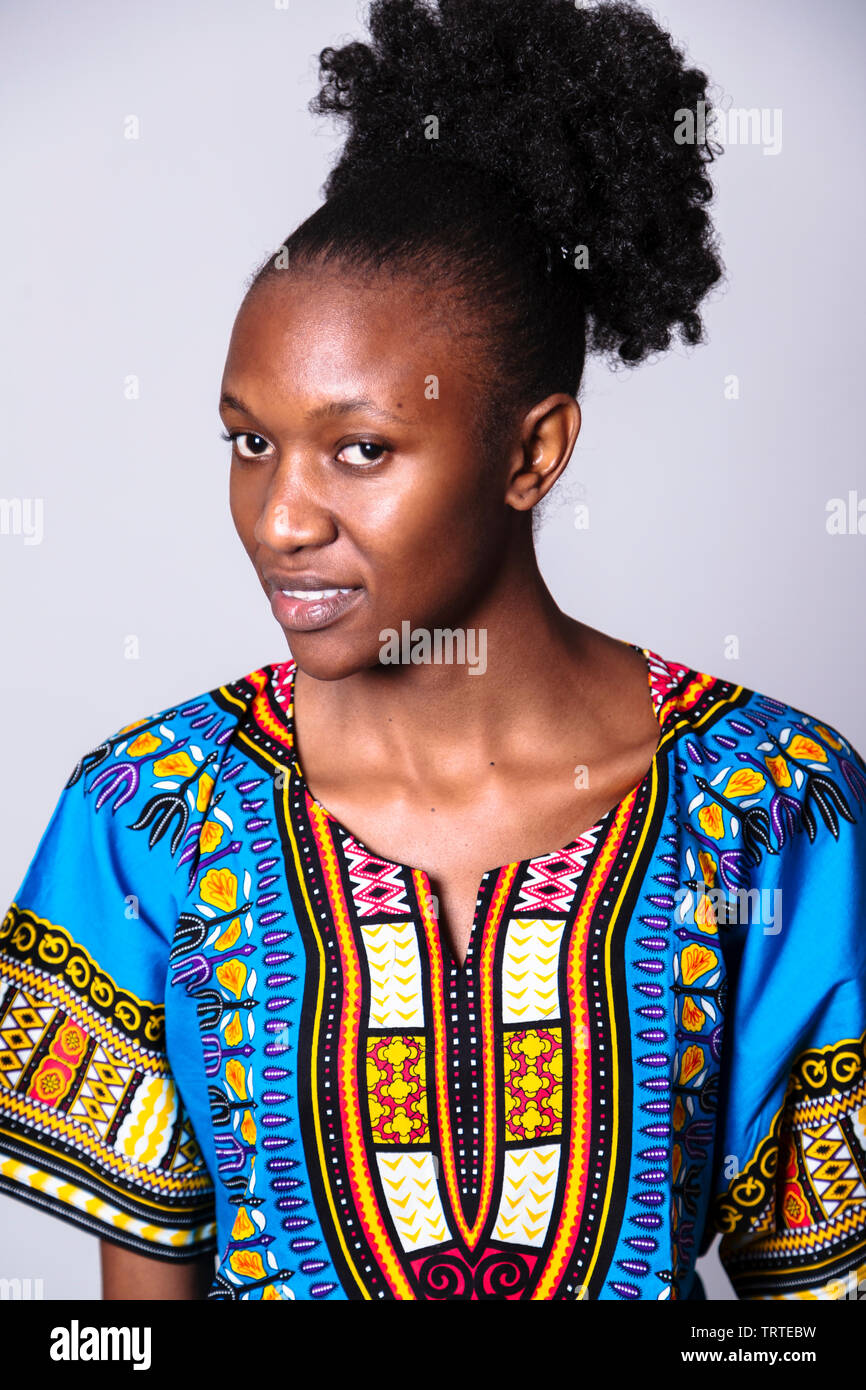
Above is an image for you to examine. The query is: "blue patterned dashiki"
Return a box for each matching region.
[0,644,864,1300]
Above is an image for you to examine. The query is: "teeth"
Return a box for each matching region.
[281,588,356,600]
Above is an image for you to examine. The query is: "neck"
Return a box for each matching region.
[291,538,627,779]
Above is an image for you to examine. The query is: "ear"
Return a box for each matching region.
[504,394,581,511]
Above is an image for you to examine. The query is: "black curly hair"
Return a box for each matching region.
[250,0,724,467]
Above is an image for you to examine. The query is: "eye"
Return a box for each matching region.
[220,429,273,461]
[336,440,388,468]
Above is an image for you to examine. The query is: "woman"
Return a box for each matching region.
[1,0,864,1302]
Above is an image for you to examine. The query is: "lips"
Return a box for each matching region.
[268,583,364,633]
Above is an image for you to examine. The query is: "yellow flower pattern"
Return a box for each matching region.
[698,803,725,839]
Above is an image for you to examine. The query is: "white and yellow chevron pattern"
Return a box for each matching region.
[491,1145,561,1247]
[375,1151,452,1251]
[500,919,566,1023]
[360,920,425,1028]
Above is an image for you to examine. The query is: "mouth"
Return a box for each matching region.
[269,585,364,632]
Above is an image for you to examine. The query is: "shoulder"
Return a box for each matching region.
[644,643,864,778]
[642,645,866,883]
[4,660,292,993]
[67,657,291,796]
[26,658,291,899]
[643,654,865,1142]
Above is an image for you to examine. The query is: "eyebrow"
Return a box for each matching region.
[219,392,412,426]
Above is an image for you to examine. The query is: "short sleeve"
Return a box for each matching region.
[0,714,218,1261]
[705,716,866,1299]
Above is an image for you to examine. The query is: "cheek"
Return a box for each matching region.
[229,469,263,548]
[358,478,493,608]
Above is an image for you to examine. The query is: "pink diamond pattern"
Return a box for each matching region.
[513,835,600,914]
[342,837,413,918]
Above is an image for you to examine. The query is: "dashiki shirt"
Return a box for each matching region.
[1,645,865,1302]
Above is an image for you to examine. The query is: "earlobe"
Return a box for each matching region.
[504,456,553,512]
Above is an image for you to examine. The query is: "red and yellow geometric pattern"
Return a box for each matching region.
[366,1035,429,1144]
[503,1028,563,1142]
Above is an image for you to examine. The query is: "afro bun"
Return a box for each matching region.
[308,0,725,365]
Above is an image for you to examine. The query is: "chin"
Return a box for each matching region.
[283,632,392,684]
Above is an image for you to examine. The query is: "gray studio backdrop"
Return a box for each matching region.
[1,0,864,1301]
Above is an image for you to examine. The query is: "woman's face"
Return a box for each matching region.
[220,267,550,681]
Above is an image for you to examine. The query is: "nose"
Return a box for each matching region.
[253,454,337,551]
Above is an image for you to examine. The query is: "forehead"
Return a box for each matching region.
[222,269,464,404]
